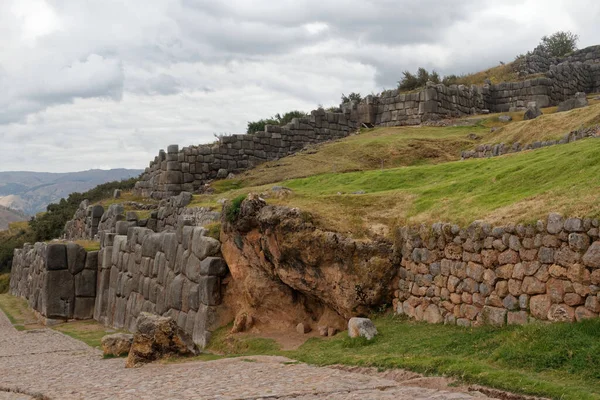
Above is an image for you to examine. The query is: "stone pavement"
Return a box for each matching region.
[0,310,490,400]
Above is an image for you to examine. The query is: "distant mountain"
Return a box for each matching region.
[0,205,27,231]
[0,169,143,215]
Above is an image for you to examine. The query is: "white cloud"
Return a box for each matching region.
[0,0,598,172]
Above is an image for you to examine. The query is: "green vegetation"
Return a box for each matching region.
[247,110,309,134]
[0,293,43,330]
[398,67,441,91]
[0,273,9,294]
[53,320,118,348]
[225,194,247,223]
[540,30,579,57]
[0,178,138,272]
[0,293,118,347]
[204,316,600,400]
[340,92,362,104]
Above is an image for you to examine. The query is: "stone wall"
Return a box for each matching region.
[93,223,229,348]
[461,125,600,159]
[9,242,98,321]
[519,45,600,77]
[133,109,357,200]
[64,200,104,240]
[392,213,600,326]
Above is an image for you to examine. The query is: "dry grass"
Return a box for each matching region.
[0,293,43,330]
[449,62,545,86]
[482,102,600,145]
[232,125,486,188]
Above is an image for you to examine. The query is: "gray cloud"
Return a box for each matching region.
[0,0,598,172]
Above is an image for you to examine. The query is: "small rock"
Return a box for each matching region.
[216,168,229,179]
[498,115,512,122]
[296,322,311,334]
[523,102,542,120]
[113,189,121,199]
[327,327,338,337]
[101,333,133,357]
[348,317,378,340]
[351,190,366,195]
[557,92,589,112]
[317,326,328,337]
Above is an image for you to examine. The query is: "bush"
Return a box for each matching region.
[341,92,362,104]
[225,194,247,223]
[540,31,579,57]
[247,110,309,134]
[398,68,441,91]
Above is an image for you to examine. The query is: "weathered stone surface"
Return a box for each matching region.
[101,333,133,357]
[191,229,220,260]
[126,312,198,368]
[530,295,551,320]
[46,244,68,271]
[582,241,600,268]
[348,318,378,340]
[479,306,506,326]
[296,322,311,334]
[523,102,542,120]
[199,257,228,277]
[44,269,75,319]
[75,269,97,297]
[67,243,87,275]
[73,297,95,319]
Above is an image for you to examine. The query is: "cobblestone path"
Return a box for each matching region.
[0,310,490,399]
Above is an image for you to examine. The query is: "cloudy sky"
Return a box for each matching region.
[1,0,599,172]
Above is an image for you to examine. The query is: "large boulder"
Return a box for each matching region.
[102,333,133,357]
[125,312,198,368]
[348,317,378,340]
[557,92,589,113]
[523,102,542,120]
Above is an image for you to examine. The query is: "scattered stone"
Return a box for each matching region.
[348,317,378,340]
[101,333,133,357]
[296,322,311,334]
[125,312,198,368]
[216,169,229,179]
[317,326,328,337]
[351,190,366,195]
[498,115,512,122]
[113,189,121,199]
[327,327,338,337]
[523,102,542,120]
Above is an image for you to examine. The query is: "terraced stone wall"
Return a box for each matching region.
[133,109,356,200]
[64,200,104,240]
[392,214,600,327]
[94,224,230,348]
[9,243,99,321]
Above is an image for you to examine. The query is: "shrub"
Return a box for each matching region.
[247,110,309,134]
[398,68,441,91]
[540,31,579,57]
[341,92,362,104]
[225,194,247,223]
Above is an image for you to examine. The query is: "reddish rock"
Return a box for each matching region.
[586,295,600,312]
[496,264,514,279]
[564,293,583,306]
[547,304,575,322]
[582,241,600,268]
[546,278,566,303]
[498,250,519,265]
[530,295,551,320]
[575,306,598,321]
[507,311,529,325]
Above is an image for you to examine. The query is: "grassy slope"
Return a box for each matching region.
[194,137,600,237]
[206,317,600,400]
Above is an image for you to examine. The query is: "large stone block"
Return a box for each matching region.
[199,257,228,277]
[44,269,75,319]
[46,244,67,271]
[74,297,96,319]
[67,243,87,275]
[191,228,220,260]
[198,276,221,306]
[168,274,185,310]
[85,251,99,270]
[75,269,97,297]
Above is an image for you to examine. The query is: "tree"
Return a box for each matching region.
[540,31,579,57]
[246,110,309,134]
[398,70,419,91]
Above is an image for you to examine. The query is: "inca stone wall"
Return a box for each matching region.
[392,213,600,326]
[64,200,104,240]
[133,109,357,199]
[461,125,600,159]
[9,243,98,321]
[94,223,229,348]
[519,45,600,76]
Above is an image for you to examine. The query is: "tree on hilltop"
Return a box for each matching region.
[540,31,579,57]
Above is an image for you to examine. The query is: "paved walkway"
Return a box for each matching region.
[0,310,491,400]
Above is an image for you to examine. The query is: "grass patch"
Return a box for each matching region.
[0,293,42,330]
[206,316,600,400]
[0,273,9,294]
[73,240,101,252]
[53,320,121,348]
[225,195,247,223]
[204,222,221,240]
